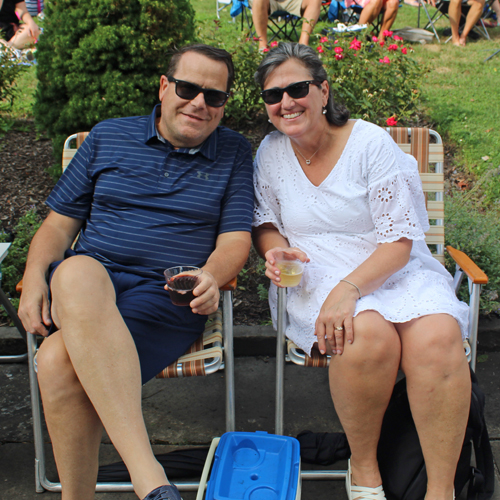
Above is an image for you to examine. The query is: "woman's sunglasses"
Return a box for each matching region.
[260,80,323,105]
[167,76,230,108]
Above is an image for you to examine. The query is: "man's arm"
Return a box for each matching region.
[18,211,84,336]
[189,231,252,315]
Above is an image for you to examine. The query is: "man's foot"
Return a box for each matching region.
[142,484,183,500]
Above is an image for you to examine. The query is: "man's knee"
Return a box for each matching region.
[37,335,83,403]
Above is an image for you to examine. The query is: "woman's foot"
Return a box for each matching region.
[346,460,386,500]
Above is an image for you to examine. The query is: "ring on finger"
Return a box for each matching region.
[334,326,344,331]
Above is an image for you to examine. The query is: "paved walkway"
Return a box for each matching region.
[0,319,499,500]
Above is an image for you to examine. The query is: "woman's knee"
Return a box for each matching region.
[347,311,401,366]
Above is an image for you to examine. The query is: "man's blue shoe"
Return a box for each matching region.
[142,484,183,500]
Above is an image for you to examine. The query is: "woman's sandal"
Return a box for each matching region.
[346,460,386,500]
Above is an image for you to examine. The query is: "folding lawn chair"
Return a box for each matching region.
[0,242,28,363]
[22,133,239,494]
[274,127,488,482]
[417,0,492,42]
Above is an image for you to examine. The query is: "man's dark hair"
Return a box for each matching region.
[254,42,350,127]
[166,44,235,93]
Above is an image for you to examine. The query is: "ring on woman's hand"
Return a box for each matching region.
[334,326,344,331]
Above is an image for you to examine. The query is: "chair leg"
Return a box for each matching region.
[468,281,481,372]
[222,289,236,432]
[275,287,287,435]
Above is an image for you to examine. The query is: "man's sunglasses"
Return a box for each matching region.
[260,80,323,105]
[167,76,229,108]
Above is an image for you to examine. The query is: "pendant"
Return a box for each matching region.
[306,160,311,165]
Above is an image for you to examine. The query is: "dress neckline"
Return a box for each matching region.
[286,119,361,189]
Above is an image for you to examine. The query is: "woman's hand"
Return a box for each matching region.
[264,247,309,287]
[315,281,359,355]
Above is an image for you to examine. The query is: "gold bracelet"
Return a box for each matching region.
[340,279,362,299]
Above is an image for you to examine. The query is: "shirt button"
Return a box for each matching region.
[164,172,169,177]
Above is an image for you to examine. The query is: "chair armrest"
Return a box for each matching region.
[220,277,237,291]
[17,277,238,292]
[446,246,488,285]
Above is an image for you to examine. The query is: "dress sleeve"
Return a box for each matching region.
[252,137,287,238]
[366,130,430,244]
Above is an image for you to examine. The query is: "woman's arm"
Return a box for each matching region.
[14,1,39,37]
[315,237,412,355]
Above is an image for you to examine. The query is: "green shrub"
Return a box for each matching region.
[314,30,426,127]
[34,0,196,160]
[0,210,43,322]
[444,193,500,315]
[0,46,27,132]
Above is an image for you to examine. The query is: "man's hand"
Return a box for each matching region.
[189,270,220,315]
[18,271,52,337]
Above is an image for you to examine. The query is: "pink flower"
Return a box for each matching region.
[394,35,403,41]
[383,30,393,37]
[372,36,378,42]
[379,56,391,64]
[386,116,398,126]
[320,36,329,43]
[334,47,344,54]
[270,41,278,47]
[379,41,385,47]
[334,39,339,44]
[335,54,344,60]
[401,47,408,54]
[263,48,269,53]
[388,44,398,51]
[317,46,325,53]
[349,38,362,50]
[253,37,260,41]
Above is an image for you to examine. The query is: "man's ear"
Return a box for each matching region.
[159,75,169,102]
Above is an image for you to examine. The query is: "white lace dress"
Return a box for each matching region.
[253,120,469,355]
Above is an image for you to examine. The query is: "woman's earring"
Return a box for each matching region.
[322,108,327,115]
[268,119,272,123]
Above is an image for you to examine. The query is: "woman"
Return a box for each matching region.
[0,0,40,49]
[252,42,470,500]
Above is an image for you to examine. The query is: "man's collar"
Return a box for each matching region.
[145,104,218,160]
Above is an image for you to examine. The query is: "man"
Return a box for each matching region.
[250,0,322,51]
[18,44,254,500]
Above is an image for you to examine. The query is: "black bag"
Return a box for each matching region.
[377,368,495,500]
[297,430,350,465]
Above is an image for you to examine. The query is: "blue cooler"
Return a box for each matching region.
[197,431,301,500]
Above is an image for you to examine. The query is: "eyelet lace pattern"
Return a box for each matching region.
[252,120,469,356]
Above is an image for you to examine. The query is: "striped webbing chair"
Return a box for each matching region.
[24,133,238,494]
[274,127,488,483]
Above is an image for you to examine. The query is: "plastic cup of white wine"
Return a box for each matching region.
[275,251,306,287]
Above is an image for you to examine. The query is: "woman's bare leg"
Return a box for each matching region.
[298,0,321,45]
[397,314,470,500]
[460,0,486,44]
[7,23,40,49]
[329,310,401,487]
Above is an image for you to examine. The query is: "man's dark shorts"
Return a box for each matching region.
[48,250,207,384]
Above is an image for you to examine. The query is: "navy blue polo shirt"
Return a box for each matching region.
[46,105,254,279]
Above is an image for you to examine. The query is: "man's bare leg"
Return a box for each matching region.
[37,255,168,499]
[298,0,321,45]
[252,0,272,49]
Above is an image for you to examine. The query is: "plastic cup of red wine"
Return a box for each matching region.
[164,266,203,306]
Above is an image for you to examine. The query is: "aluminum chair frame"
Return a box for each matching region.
[0,242,28,363]
[274,127,487,482]
[25,133,238,493]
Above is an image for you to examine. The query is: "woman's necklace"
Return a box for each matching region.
[293,144,321,165]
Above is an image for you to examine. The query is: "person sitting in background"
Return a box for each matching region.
[250,0,322,51]
[425,0,485,45]
[357,0,400,41]
[483,0,500,26]
[0,0,40,49]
